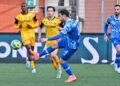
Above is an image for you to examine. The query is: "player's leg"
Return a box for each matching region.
[111,38,120,73]
[49,49,62,78]
[56,38,77,82]
[46,41,60,70]
[25,45,36,73]
[39,38,66,58]
[39,44,58,57]
[60,48,77,82]
[30,46,36,73]
[23,36,37,73]
[30,37,37,73]
[115,44,120,73]
[26,56,30,69]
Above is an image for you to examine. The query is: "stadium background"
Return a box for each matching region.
[0,0,120,64]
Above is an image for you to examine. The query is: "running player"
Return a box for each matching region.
[104,4,120,73]
[14,2,39,73]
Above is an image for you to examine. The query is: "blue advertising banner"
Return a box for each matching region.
[0,33,116,64]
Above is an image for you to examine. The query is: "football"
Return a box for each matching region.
[11,40,22,50]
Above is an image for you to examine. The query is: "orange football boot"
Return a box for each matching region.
[65,75,77,83]
[29,49,39,60]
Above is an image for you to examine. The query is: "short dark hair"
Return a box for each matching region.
[47,6,55,11]
[115,4,120,7]
[59,9,69,17]
[21,2,27,6]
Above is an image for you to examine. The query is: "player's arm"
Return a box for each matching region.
[41,23,71,42]
[104,17,110,41]
[38,22,44,42]
[48,32,64,41]
[14,18,22,29]
[29,15,39,28]
[48,23,73,41]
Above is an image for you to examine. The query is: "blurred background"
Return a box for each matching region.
[0,0,119,33]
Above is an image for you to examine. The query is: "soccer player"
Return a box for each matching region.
[35,9,80,82]
[104,4,120,73]
[38,6,62,78]
[14,2,39,73]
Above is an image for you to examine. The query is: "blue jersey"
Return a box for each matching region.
[61,19,80,49]
[104,15,120,39]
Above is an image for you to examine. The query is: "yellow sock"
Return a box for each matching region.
[30,61,35,69]
[51,59,57,70]
[52,55,60,70]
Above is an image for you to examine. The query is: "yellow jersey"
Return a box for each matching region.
[14,12,39,46]
[14,12,39,35]
[41,17,61,38]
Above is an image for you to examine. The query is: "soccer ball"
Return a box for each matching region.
[11,40,22,50]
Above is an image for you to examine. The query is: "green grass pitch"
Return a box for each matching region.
[0,64,120,86]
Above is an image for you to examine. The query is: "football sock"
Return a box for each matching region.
[52,55,60,70]
[115,54,120,68]
[30,61,35,69]
[61,62,73,76]
[51,58,57,70]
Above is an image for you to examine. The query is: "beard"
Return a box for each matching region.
[115,12,120,17]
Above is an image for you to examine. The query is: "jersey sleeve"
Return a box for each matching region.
[106,16,111,24]
[39,22,44,28]
[29,13,39,28]
[15,18,18,24]
[104,16,111,35]
[33,15,38,21]
[14,16,20,29]
[61,23,72,34]
[39,18,46,28]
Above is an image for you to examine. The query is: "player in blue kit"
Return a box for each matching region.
[104,4,120,73]
[34,9,80,82]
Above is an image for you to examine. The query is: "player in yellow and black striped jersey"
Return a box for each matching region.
[38,6,64,78]
[14,2,39,73]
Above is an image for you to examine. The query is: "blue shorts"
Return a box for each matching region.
[110,38,120,47]
[58,38,77,61]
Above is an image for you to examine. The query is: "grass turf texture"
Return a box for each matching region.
[0,64,120,86]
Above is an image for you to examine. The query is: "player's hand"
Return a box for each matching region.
[27,24,32,29]
[41,38,48,42]
[19,24,22,29]
[104,34,109,42]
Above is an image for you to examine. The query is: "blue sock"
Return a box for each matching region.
[39,46,55,57]
[115,54,120,68]
[61,62,73,76]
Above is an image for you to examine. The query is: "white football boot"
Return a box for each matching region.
[32,68,36,74]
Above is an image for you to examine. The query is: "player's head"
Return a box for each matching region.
[58,9,69,21]
[114,4,120,17]
[47,6,55,17]
[21,2,28,14]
